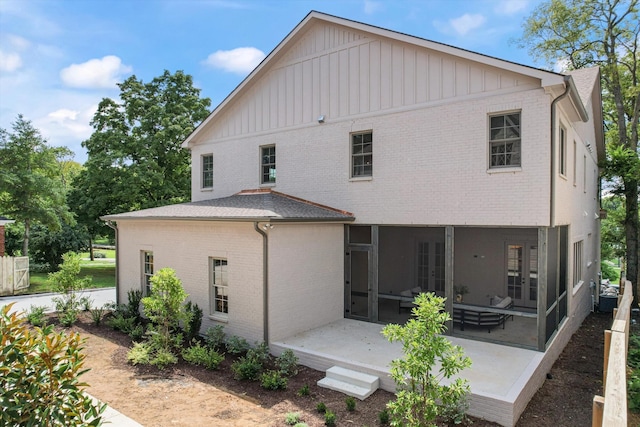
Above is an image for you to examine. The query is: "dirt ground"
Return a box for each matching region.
[61,311,637,427]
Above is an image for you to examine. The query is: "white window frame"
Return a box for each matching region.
[489,112,521,169]
[141,251,153,296]
[202,154,213,189]
[210,258,228,318]
[559,126,567,176]
[260,145,276,185]
[573,140,577,186]
[573,241,583,287]
[351,131,373,178]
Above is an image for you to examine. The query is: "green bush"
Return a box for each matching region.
[151,348,178,370]
[378,408,390,424]
[382,292,471,426]
[128,325,145,342]
[183,301,203,343]
[182,342,224,370]
[79,296,93,311]
[226,335,250,354]
[285,412,301,425]
[205,325,226,350]
[260,369,288,390]
[90,306,105,326]
[297,384,310,397]
[48,252,92,315]
[107,313,137,334]
[231,354,263,380]
[127,342,152,365]
[276,349,299,377]
[316,402,327,413]
[324,409,336,426]
[345,396,356,411]
[601,262,619,282]
[26,305,47,327]
[59,309,78,327]
[0,303,106,426]
[126,289,143,321]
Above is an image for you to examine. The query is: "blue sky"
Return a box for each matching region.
[0,0,547,163]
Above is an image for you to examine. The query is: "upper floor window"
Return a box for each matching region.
[559,126,567,176]
[573,241,583,287]
[351,131,372,177]
[261,145,276,184]
[202,154,213,189]
[142,251,154,296]
[489,113,521,168]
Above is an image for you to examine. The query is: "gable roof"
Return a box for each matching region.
[567,67,605,159]
[101,189,354,223]
[183,10,588,147]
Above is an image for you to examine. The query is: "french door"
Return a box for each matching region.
[506,243,538,308]
[346,247,372,320]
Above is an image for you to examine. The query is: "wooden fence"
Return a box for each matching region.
[592,278,633,427]
[0,256,29,296]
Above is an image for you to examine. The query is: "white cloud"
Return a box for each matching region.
[364,0,383,15]
[0,50,23,72]
[495,0,529,15]
[203,47,265,74]
[60,55,132,89]
[554,58,571,73]
[449,14,486,36]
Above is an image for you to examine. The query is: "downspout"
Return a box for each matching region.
[105,220,120,305]
[550,76,572,227]
[254,222,269,344]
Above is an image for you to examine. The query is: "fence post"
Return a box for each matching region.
[592,395,604,427]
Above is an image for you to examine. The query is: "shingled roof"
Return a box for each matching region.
[101,189,354,223]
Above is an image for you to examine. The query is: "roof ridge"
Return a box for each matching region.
[236,189,354,217]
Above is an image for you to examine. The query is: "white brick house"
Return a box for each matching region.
[103,11,603,424]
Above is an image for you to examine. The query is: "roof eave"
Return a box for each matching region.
[100,215,355,223]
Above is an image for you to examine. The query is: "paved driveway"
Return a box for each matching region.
[0,287,117,315]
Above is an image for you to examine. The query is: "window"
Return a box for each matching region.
[142,251,153,295]
[489,112,521,168]
[261,145,276,184]
[202,154,213,189]
[351,132,372,177]
[583,155,587,193]
[573,241,583,287]
[559,126,567,176]
[210,258,228,316]
[573,140,577,186]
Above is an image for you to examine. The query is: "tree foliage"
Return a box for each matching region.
[76,70,211,222]
[30,223,90,271]
[0,303,105,426]
[0,115,73,256]
[519,0,640,301]
[382,293,471,426]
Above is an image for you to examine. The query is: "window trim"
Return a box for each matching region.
[573,140,577,186]
[350,131,373,178]
[209,257,229,319]
[488,111,521,169]
[573,240,583,288]
[559,125,567,177]
[260,145,276,185]
[141,250,153,296]
[201,153,213,190]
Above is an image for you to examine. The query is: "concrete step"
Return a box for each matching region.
[317,366,379,400]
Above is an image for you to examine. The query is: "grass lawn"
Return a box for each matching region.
[79,249,116,259]
[18,260,115,295]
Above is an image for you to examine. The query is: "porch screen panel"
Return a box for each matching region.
[417,242,429,289]
[546,305,558,342]
[529,245,538,303]
[434,242,445,292]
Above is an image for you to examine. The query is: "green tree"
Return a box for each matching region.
[30,223,90,271]
[48,252,92,318]
[0,303,105,426]
[0,115,74,256]
[382,293,471,426]
[601,194,628,262]
[519,0,640,303]
[77,70,211,220]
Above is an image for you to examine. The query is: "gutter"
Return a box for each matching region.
[105,220,120,305]
[550,76,572,227]
[254,222,269,344]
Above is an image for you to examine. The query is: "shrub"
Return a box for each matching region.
[345,396,356,411]
[276,349,299,377]
[316,402,327,413]
[293,423,308,427]
[128,325,145,342]
[226,335,250,354]
[0,303,106,426]
[297,384,310,397]
[79,296,93,311]
[601,261,619,282]
[249,341,271,364]
[260,369,288,390]
[127,342,152,365]
[48,252,92,315]
[59,309,78,327]
[285,412,301,425]
[324,409,336,426]
[151,348,178,370]
[231,354,263,380]
[205,325,226,350]
[378,408,390,425]
[382,293,471,426]
[26,305,47,327]
[183,300,203,343]
[182,342,225,370]
[126,289,143,321]
[90,306,105,326]
[107,313,137,334]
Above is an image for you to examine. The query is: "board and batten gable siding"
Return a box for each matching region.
[115,220,265,343]
[191,88,553,227]
[267,223,344,341]
[195,21,539,142]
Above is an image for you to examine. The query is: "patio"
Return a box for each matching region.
[271,318,549,427]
